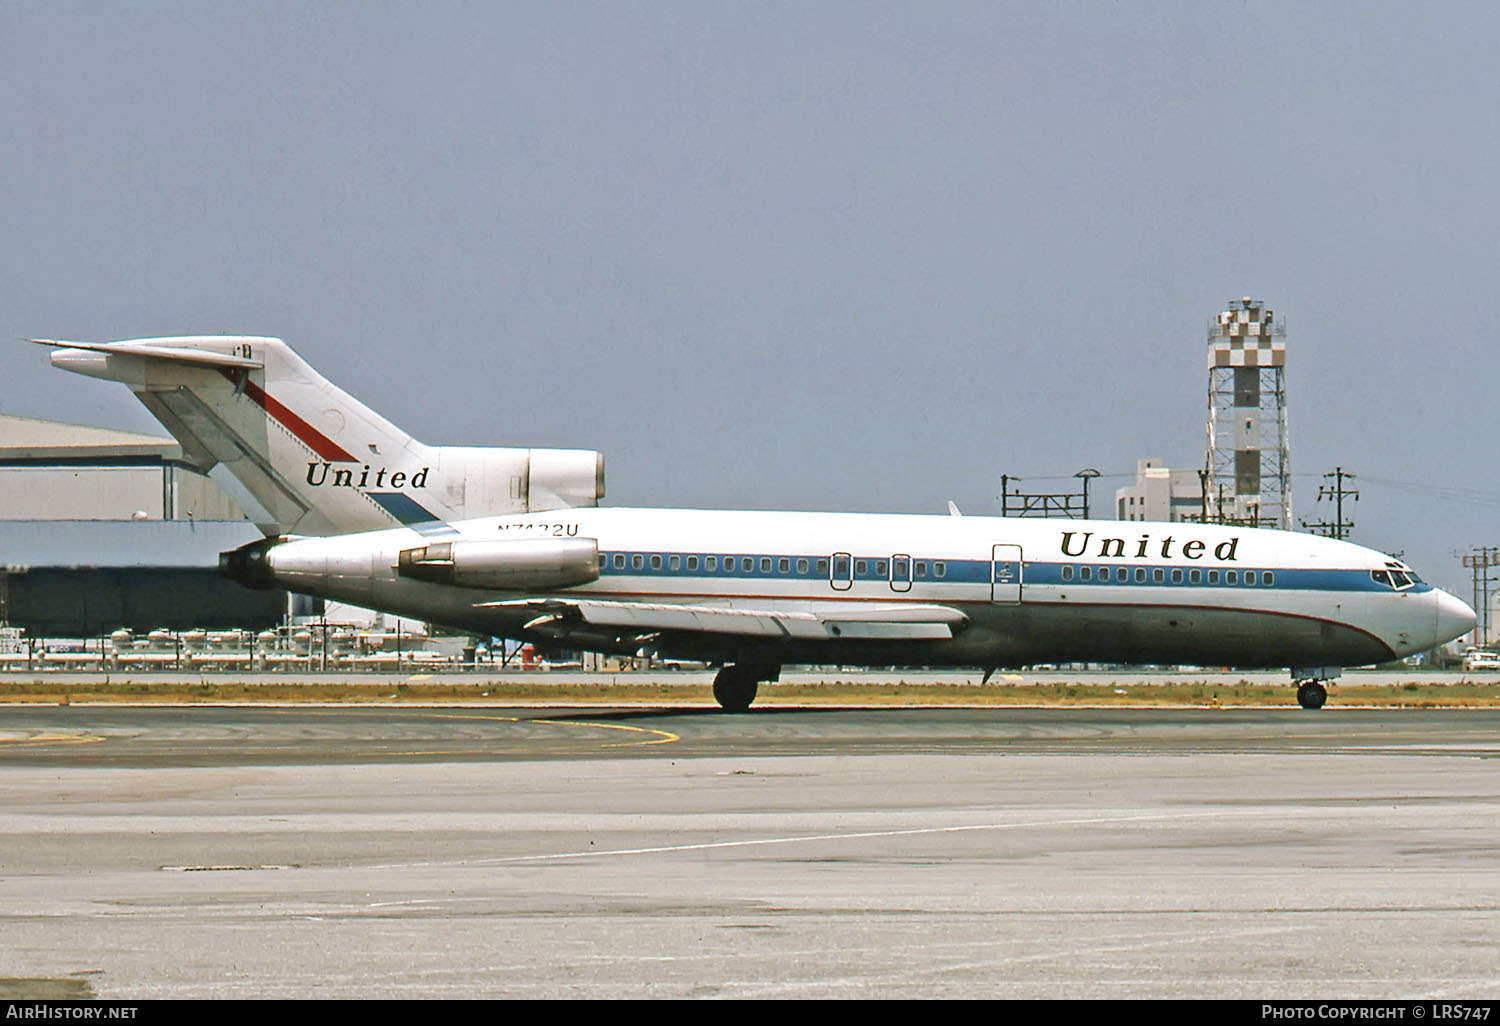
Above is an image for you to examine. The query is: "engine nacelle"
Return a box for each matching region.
[396,538,600,591]
[526,448,606,511]
[431,447,604,517]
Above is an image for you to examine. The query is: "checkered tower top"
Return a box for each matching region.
[1209,297,1286,367]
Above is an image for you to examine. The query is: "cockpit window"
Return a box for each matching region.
[1371,569,1415,591]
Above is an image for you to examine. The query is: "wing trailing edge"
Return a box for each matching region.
[479,597,969,641]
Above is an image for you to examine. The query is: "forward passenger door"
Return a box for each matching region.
[991,544,1023,604]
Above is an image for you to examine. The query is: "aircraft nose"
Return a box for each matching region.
[1433,589,1477,647]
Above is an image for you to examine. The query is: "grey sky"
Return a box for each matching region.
[2,2,1497,594]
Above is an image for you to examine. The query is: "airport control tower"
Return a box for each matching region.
[1206,298,1291,529]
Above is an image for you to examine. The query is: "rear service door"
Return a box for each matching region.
[991,544,1023,604]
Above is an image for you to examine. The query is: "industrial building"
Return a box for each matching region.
[0,413,242,521]
[0,414,280,636]
[1114,458,1202,523]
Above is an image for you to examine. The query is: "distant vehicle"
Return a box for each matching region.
[1463,651,1500,671]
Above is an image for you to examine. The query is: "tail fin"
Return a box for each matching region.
[37,336,603,536]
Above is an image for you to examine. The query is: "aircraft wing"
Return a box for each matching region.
[479,598,969,641]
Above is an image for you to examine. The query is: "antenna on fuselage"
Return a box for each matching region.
[947,501,963,517]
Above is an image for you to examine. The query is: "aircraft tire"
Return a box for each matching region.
[713,667,759,712]
[1296,681,1327,710]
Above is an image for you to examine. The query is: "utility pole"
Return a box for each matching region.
[1460,546,1500,648]
[1000,470,1096,519]
[1075,468,1100,520]
[1301,466,1359,539]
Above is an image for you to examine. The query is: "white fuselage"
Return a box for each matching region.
[249,508,1476,671]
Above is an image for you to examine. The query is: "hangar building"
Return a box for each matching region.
[0,414,285,635]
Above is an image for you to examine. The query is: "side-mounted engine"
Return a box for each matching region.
[396,538,599,591]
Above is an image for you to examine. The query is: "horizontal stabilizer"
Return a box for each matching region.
[30,338,263,370]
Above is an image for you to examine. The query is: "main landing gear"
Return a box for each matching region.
[1291,667,1340,710]
[712,663,780,712]
[1295,680,1327,709]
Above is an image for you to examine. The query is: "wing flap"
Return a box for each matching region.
[479,598,967,641]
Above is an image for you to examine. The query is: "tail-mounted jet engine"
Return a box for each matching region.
[218,536,283,590]
[396,538,599,591]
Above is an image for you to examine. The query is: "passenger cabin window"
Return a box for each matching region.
[1080,566,1092,582]
[934,562,947,578]
[1264,571,1274,586]
[687,555,699,571]
[631,555,644,570]
[779,558,790,574]
[797,558,809,574]
[1062,566,1074,582]
[916,562,928,577]
[1152,568,1165,583]
[760,557,772,573]
[650,555,662,570]
[669,555,680,571]
[1226,570,1238,584]
[1208,570,1220,584]
[705,556,716,571]
[742,557,753,572]
[613,554,625,570]
[1171,569,1183,583]
[1189,569,1201,584]
[1134,568,1146,583]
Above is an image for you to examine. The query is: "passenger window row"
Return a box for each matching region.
[599,553,948,580]
[1059,565,1275,587]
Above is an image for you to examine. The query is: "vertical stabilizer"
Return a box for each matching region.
[39,336,603,536]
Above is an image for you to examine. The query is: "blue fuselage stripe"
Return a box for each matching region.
[592,550,1428,596]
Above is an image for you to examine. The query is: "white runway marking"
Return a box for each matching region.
[465,809,1242,866]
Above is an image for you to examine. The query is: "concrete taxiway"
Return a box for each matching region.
[2,706,1499,999]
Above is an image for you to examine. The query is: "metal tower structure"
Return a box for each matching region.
[1206,298,1290,529]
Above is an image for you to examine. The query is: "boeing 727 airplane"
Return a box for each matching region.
[40,335,1476,710]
